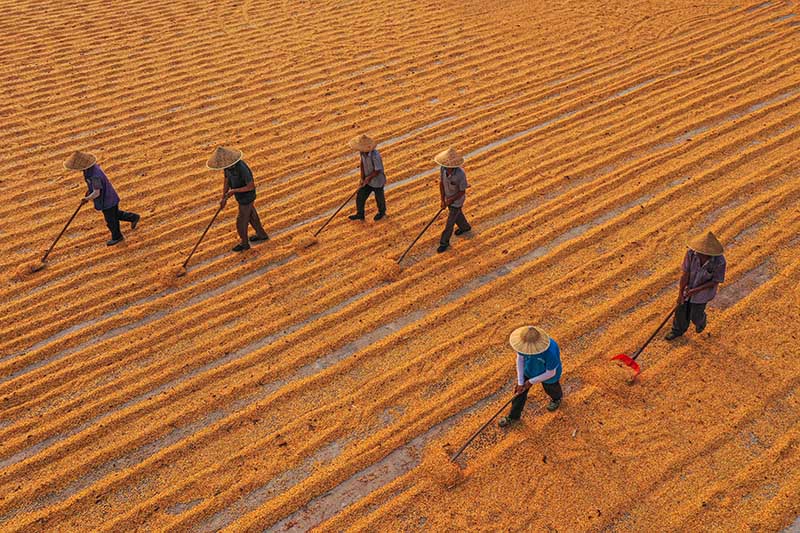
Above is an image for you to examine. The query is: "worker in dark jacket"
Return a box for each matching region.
[348,134,387,221]
[64,151,140,246]
[498,325,563,428]
[665,231,726,340]
[207,147,269,252]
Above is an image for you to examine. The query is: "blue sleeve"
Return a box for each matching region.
[545,342,561,371]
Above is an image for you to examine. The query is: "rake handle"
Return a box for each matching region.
[396,206,446,264]
[631,304,680,361]
[182,203,224,269]
[41,201,85,263]
[314,188,359,237]
[450,392,523,462]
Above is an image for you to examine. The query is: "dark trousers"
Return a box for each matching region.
[670,302,707,336]
[237,201,268,244]
[508,379,562,420]
[102,205,138,240]
[440,206,470,246]
[355,185,386,216]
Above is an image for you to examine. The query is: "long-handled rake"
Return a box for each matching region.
[176,203,224,277]
[314,188,359,238]
[396,206,445,264]
[29,201,85,273]
[611,304,679,379]
[450,391,524,462]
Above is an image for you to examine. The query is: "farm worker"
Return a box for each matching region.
[348,134,387,221]
[434,147,471,253]
[498,325,563,428]
[665,231,726,340]
[207,147,269,252]
[64,151,140,246]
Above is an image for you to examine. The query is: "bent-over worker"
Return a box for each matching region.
[64,151,140,246]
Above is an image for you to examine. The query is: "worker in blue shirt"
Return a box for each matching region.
[499,325,563,427]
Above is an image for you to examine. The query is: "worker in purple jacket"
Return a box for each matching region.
[64,151,140,246]
[665,231,726,340]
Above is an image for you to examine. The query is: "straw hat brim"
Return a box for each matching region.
[687,233,724,256]
[349,137,377,152]
[509,325,551,355]
[434,151,465,168]
[63,153,97,171]
[207,149,243,170]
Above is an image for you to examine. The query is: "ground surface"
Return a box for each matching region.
[1,0,800,531]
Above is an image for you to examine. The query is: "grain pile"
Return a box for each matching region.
[2,0,800,531]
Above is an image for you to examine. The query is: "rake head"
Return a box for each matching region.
[611,353,640,381]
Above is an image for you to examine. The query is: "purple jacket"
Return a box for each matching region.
[83,164,120,211]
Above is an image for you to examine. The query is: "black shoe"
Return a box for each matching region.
[664,331,681,341]
[131,214,141,230]
[498,416,519,428]
[455,227,471,236]
[107,236,124,246]
[437,244,449,253]
[349,214,365,221]
[249,234,269,243]
[695,322,706,334]
[373,212,385,221]
[547,399,562,412]
[232,243,250,252]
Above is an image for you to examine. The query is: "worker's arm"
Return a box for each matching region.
[228,181,255,194]
[83,177,102,203]
[523,368,557,389]
[220,177,231,206]
[686,280,718,296]
[439,177,446,208]
[445,190,465,206]
[82,189,100,203]
[516,354,525,386]
[513,354,527,395]
[677,270,689,304]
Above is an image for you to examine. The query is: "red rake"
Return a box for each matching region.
[611,304,679,379]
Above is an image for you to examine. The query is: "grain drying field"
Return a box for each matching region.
[2,0,800,530]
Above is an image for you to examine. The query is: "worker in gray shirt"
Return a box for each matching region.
[665,231,726,340]
[348,134,387,221]
[435,147,471,253]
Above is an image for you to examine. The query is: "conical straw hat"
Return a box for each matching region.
[207,146,243,170]
[688,231,724,256]
[509,325,551,355]
[434,147,464,168]
[349,134,377,152]
[63,151,97,171]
